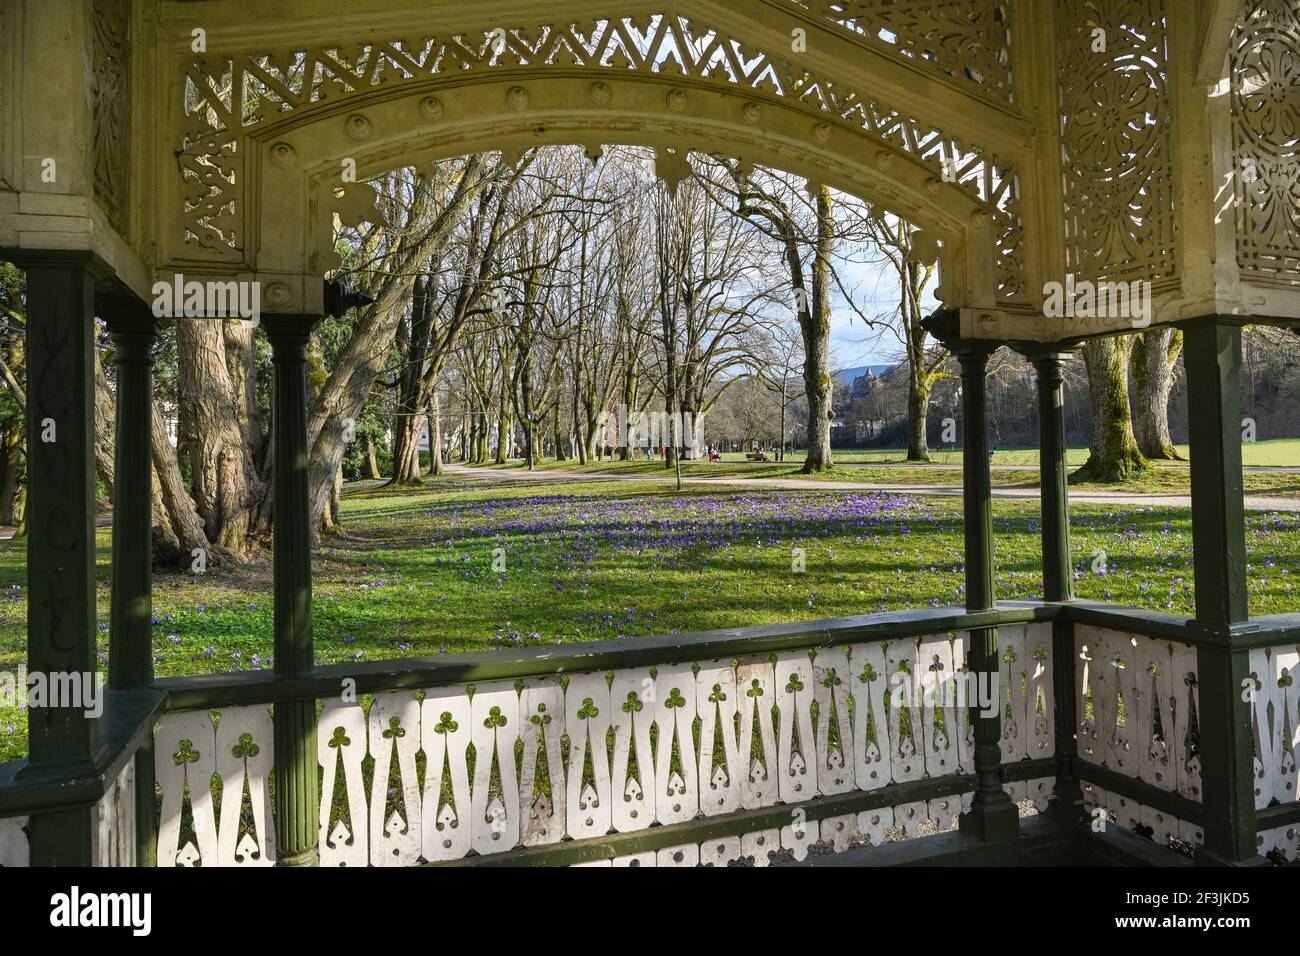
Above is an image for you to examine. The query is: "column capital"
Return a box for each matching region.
[951,339,1001,359]
[104,322,160,367]
[98,278,165,343]
[1023,348,1075,372]
[6,248,114,281]
[102,312,164,339]
[262,314,320,343]
[955,346,995,380]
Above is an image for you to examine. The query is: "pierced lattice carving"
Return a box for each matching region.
[319,699,369,866]
[1258,823,1300,861]
[1056,0,1176,284]
[519,678,567,845]
[177,13,1024,299]
[1248,644,1300,809]
[1083,781,1203,848]
[153,628,1052,866]
[998,624,1055,763]
[91,0,131,235]
[1231,0,1300,284]
[795,0,1014,102]
[1076,627,1201,802]
[155,706,276,866]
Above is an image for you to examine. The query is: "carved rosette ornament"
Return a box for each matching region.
[1056,0,1175,284]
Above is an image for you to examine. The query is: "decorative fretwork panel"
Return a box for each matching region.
[91,0,131,236]
[792,0,1015,103]
[159,629,1054,866]
[96,759,137,866]
[1005,776,1055,812]
[1248,644,1300,810]
[997,624,1055,763]
[1056,0,1176,284]
[1082,781,1203,848]
[0,816,28,867]
[575,777,1052,866]
[155,705,277,866]
[318,699,368,866]
[1259,822,1300,861]
[1231,0,1300,284]
[177,13,1024,301]
[1076,627,1201,802]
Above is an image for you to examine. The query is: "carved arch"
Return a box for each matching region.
[248,73,997,313]
[162,8,1027,314]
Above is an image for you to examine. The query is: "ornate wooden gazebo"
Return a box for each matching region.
[0,0,1296,867]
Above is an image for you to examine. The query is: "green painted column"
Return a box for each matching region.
[266,317,319,866]
[1031,350,1084,825]
[16,252,108,865]
[103,310,161,868]
[1183,319,1257,866]
[104,314,158,692]
[1185,321,1248,626]
[1033,352,1074,605]
[955,344,1018,845]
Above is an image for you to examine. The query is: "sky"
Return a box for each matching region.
[827,252,940,372]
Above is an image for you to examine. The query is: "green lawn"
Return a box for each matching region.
[3,474,1300,761]
[466,445,1300,496]
[668,437,1300,468]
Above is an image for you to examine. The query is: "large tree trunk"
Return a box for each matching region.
[905,378,932,461]
[389,406,425,484]
[93,347,115,501]
[323,461,344,534]
[552,401,565,462]
[363,434,382,480]
[801,188,835,473]
[151,400,212,567]
[618,366,637,461]
[429,399,443,476]
[1073,337,1148,483]
[902,261,936,463]
[93,338,213,566]
[473,408,488,463]
[225,321,267,475]
[495,402,512,464]
[1132,327,1183,460]
[389,276,434,486]
[13,485,26,538]
[0,425,20,525]
[176,318,262,558]
[573,389,588,465]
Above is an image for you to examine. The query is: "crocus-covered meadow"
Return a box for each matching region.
[1,476,1299,760]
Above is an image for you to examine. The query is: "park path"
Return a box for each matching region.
[443,463,1300,512]
[845,461,1300,474]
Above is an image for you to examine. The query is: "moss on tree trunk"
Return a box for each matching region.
[1072,336,1148,483]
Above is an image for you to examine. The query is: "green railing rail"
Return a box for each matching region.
[154,604,1042,711]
